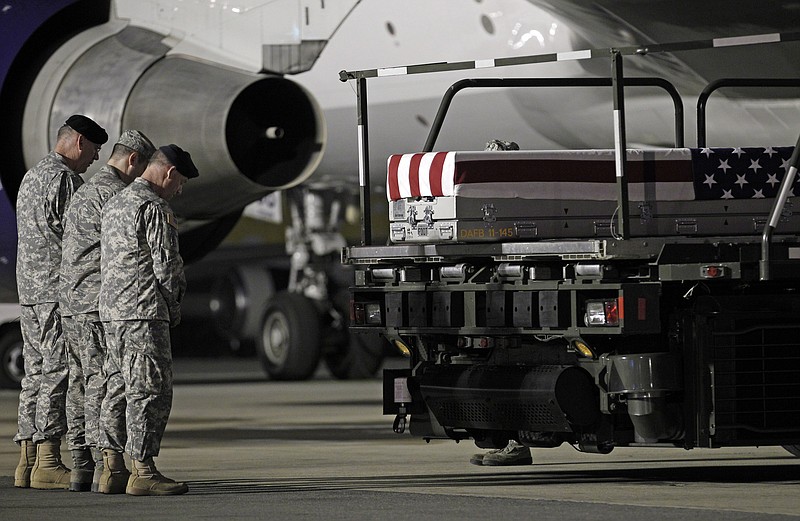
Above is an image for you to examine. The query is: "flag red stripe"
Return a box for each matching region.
[387,154,402,200]
[408,153,423,196]
[429,152,447,196]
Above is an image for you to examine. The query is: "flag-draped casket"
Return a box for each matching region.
[386,147,798,242]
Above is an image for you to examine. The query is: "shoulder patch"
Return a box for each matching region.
[167,212,178,229]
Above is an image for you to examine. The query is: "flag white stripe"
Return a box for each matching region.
[442,152,456,196]
[418,153,435,196]
[397,154,413,197]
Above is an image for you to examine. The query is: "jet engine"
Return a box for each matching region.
[20,22,324,260]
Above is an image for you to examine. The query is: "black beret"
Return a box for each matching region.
[65,114,108,145]
[159,144,199,179]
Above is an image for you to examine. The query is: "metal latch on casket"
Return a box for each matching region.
[482,203,497,223]
[406,205,434,229]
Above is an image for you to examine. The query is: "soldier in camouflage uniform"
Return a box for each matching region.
[14,115,107,490]
[99,144,198,496]
[59,130,156,492]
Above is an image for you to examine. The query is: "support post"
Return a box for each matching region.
[356,77,372,246]
[611,50,630,240]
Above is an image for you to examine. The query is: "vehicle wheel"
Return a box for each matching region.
[323,289,385,380]
[783,445,800,457]
[0,325,23,389]
[324,331,385,380]
[256,292,321,381]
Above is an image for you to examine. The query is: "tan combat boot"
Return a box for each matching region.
[98,449,130,494]
[30,439,71,489]
[69,448,94,492]
[13,440,36,488]
[91,447,104,492]
[126,457,188,496]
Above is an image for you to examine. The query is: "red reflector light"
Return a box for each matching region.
[604,300,619,326]
[701,265,725,278]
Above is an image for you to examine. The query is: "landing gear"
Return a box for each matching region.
[249,187,385,381]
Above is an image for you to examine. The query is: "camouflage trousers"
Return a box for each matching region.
[15,303,67,443]
[102,320,173,461]
[63,312,122,450]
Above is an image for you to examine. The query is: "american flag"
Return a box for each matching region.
[691,147,796,200]
[387,148,797,202]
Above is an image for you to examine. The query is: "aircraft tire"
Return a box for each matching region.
[256,291,321,381]
[0,324,23,389]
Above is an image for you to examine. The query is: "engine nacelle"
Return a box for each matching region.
[23,23,324,221]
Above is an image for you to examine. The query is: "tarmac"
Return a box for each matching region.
[1,357,798,520]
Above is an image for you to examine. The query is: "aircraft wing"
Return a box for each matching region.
[529,0,800,83]
[115,0,361,74]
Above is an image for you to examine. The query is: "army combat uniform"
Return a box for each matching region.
[99,177,185,461]
[15,151,84,446]
[60,165,130,454]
